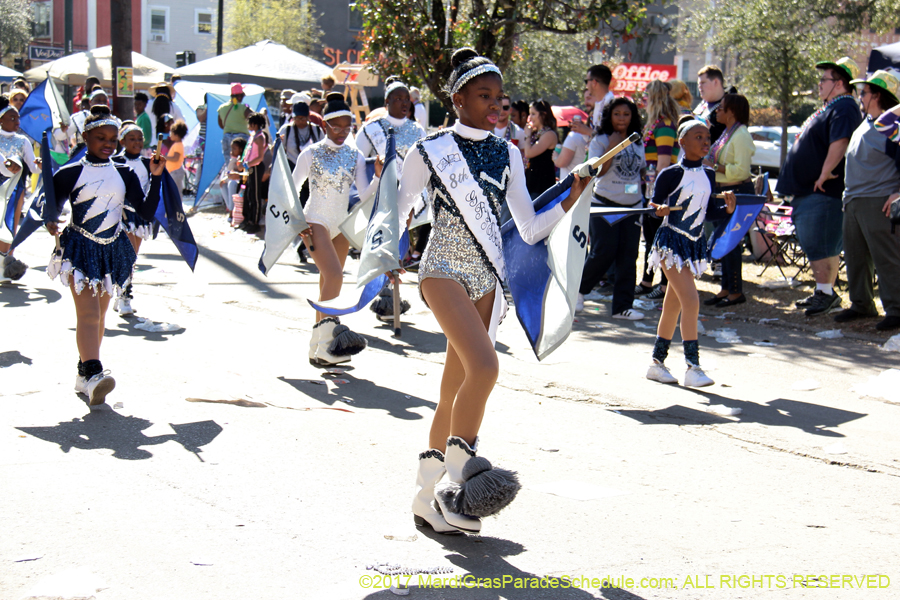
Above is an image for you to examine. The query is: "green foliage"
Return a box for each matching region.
[676,0,858,165]
[358,0,652,110]
[223,0,323,56]
[0,0,32,59]
[504,32,618,104]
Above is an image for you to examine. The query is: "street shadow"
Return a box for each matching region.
[17,410,222,461]
[366,324,447,356]
[362,534,646,599]
[278,374,435,420]
[196,245,294,300]
[0,285,62,307]
[0,350,32,367]
[616,389,865,437]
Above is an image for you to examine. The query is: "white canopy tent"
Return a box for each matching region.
[23,46,173,88]
[173,40,332,89]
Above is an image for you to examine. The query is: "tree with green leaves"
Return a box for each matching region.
[0,0,32,61]
[676,0,857,166]
[503,31,619,104]
[223,0,322,56]
[358,0,652,110]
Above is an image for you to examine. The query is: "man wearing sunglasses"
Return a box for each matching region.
[494,94,525,149]
[572,64,614,138]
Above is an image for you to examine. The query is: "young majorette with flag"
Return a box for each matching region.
[646,119,736,387]
[397,48,591,534]
[356,76,426,322]
[112,122,153,315]
[0,95,41,282]
[292,93,382,366]
[46,105,164,405]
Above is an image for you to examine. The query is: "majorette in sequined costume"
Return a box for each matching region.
[295,92,379,367]
[48,154,161,296]
[398,119,568,534]
[648,157,729,277]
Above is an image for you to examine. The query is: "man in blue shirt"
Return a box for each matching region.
[775,57,863,316]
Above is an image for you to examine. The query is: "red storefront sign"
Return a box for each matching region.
[611,63,678,95]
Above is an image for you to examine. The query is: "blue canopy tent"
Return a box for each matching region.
[194,90,274,208]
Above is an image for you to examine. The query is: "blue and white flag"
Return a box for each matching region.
[310,129,408,316]
[0,170,25,245]
[259,140,309,275]
[8,132,65,251]
[19,78,70,144]
[501,170,593,361]
[152,169,198,271]
[709,194,767,260]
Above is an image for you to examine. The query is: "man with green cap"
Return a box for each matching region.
[834,69,900,331]
[776,56,863,316]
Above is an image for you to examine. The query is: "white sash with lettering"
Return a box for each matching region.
[421,132,508,342]
[362,121,387,156]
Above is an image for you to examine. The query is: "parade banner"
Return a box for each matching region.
[8,133,60,252]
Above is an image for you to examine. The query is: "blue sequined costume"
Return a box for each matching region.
[48,155,161,296]
[649,157,728,277]
[114,152,153,240]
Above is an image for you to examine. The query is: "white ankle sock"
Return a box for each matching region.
[816,283,833,295]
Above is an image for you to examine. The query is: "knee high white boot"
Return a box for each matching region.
[411,449,462,534]
[433,437,482,533]
[308,326,320,366]
[435,436,521,524]
[313,317,351,366]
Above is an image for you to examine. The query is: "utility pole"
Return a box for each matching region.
[110,0,134,120]
[217,0,224,55]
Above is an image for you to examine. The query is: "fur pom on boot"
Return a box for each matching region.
[327,322,367,357]
[312,318,350,366]
[435,436,521,521]
[370,284,410,320]
[2,254,28,280]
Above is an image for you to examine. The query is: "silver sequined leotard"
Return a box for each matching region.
[303,140,360,238]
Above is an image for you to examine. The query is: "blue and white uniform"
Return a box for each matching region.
[48,154,160,296]
[648,157,730,277]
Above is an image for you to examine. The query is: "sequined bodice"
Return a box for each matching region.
[366,118,422,160]
[661,165,713,241]
[70,160,127,239]
[309,142,357,201]
[0,132,30,160]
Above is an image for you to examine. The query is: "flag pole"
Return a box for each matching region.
[391,270,401,337]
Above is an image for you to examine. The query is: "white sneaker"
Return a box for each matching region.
[115,297,134,316]
[584,290,606,301]
[74,375,87,394]
[684,364,714,387]
[575,293,585,313]
[613,309,644,320]
[84,371,116,405]
[646,360,678,384]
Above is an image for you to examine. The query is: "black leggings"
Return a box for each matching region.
[641,216,668,287]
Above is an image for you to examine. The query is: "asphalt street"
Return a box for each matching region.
[2,211,899,600]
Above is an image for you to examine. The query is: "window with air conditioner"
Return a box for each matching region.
[150,7,168,43]
[196,10,213,35]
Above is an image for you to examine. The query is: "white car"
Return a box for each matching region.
[748,126,800,175]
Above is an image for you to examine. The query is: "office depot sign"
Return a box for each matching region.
[612,63,678,95]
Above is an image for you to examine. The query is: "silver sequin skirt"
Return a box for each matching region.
[418,207,496,303]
